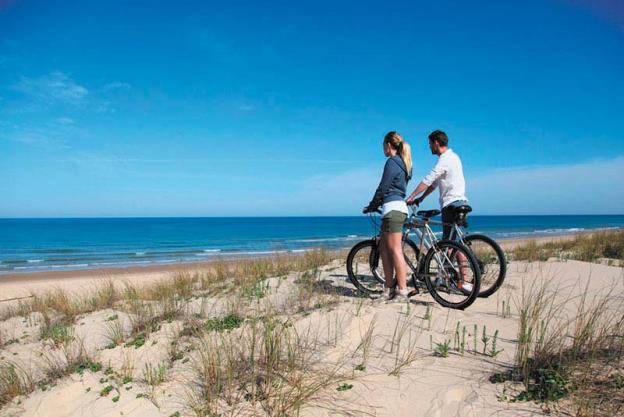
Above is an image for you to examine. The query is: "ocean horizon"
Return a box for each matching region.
[2,215,623,274]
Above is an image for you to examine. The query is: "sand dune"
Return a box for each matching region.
[0,251,622,416]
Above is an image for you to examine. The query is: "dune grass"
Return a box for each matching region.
[185,315,350,417]
[491,270,624,416]
[0,249,347,412]
[0,361,33,407]
[510,229,624,263]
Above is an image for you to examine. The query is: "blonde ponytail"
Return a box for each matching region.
[384,131,413,180]
[399,141,412,179]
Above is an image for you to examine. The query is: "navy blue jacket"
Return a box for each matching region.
[367,155,411,211]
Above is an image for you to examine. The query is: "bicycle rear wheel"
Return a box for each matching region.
[346,239,384,295]
[417,240,481,310]
[463,234,506,298]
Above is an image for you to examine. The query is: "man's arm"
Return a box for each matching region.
[406,159,446,204]
[406,182,437,204]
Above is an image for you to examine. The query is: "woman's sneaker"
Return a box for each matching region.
[382,287,395,301]
[393,288,411,303]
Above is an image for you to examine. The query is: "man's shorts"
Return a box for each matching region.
[381,210,407,233]
[441,200,469,239]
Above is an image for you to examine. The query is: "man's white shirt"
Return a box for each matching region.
[422,148,467,208]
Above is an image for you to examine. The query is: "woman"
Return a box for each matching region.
[363,131,412,301]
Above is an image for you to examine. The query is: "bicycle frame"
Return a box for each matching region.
[405,209,467,249]
[403,214,462,277]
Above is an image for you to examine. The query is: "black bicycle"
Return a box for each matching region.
[346,208,482,310]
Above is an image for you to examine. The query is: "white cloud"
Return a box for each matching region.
[468,157,624,214]
[278,157,624,216]
[12,71,88,106]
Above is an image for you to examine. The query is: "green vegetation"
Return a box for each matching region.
[74,360,102,375]
[124,333,146,349]
[204,314,243,332]
[490,276,624,415]
[434,340,450,358]
[40,321,74,346]
[510,230,624,262]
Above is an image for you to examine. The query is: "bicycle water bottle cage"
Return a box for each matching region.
[416,209,441,218]
[452,205,472,227]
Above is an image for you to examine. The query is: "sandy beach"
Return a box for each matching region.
[0,231,622,416]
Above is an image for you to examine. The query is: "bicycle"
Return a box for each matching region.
[367,204,506,298]
[346,208,482,310]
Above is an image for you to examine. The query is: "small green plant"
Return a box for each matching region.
[106,314,118,321]
[516,368,571,402]
[424,305,432,330]
[473,324,477,353]
[100,385,114,397]
[482,326,490,354]
[354,363,366,371]
[124,333,146,349]
[460,326,467,355]
[489,330,503,357]
[434,340,450,358]
[74,360,102,375]
[142,363,166,386]
[241,279,270,299]
[41,322,74,346]
[112,395,120,402]
[336,383,353,392]
[204,314,243,332]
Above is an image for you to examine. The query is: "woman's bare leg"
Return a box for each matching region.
[386,232,407,290]
[380,233,395,289]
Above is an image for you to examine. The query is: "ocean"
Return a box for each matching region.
[1,215,623,274]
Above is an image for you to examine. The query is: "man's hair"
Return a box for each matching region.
[428,130,448,146]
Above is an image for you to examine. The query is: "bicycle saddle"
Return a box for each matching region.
[451,205,472,215]
[416,209,441,218]
[451,205,472,227]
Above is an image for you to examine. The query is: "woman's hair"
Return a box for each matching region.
[384,131,412,179]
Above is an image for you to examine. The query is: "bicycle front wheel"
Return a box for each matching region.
[463,234,507,298]
[418,240,481,310]
[346,239,384,295]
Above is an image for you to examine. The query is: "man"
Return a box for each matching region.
[406,130,468,240]
[406,130,472,292]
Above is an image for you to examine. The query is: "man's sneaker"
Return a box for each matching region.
[449,281,474,295]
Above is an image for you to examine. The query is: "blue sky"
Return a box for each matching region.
[0,0,623,217]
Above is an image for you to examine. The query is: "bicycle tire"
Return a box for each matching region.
[346,239,384,295]
[463,234,507,298]
[417,239,481,310]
